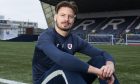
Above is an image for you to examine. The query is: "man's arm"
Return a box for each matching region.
[37,33,89,73]
[84,45,115,78]
[76,36,115,79]
[76,36,114,62]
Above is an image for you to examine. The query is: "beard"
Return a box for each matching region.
[55,20,72,31]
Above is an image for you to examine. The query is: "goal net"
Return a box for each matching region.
[87,34,114,45]
[125,34,140,45]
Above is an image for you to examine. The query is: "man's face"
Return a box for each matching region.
[54,7,75,31]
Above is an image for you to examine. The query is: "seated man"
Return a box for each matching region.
[32,1,119,84]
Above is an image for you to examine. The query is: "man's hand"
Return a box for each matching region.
[87,61,115,82]
[100,61,115,78]
[88,65,104,79]
[107,75,115,84]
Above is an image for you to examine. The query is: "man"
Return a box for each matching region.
[32,1,119,84]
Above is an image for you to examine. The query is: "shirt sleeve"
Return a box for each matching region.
[76,36,115,63]
[36,32,89,73]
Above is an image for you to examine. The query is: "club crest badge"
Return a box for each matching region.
[67,43,72,49]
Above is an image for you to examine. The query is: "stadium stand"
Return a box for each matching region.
[40,0,140,45]
[71,16,140,44]
[127,16,140,34]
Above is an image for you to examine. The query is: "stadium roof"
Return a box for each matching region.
[40,0,140,13]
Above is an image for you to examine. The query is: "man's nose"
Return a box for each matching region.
[64,16,69,21]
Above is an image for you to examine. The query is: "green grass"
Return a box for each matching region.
[0,41,35,83]
[0,41,140,84]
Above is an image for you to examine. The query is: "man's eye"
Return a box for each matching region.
[69,16,75,19]
[61,15,65,16]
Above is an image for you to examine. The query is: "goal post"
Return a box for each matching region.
[87,34,114,45]
[125,34,140,45]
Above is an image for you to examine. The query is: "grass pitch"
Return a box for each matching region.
[0,41,140,84]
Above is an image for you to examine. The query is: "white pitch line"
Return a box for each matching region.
[0,78,28,84]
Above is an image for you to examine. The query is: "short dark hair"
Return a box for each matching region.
[55,1,78,15]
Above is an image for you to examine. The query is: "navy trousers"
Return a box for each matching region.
[37,55,120,84]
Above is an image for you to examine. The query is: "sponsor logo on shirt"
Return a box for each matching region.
[56,44,60,47]
[67,43,72,49]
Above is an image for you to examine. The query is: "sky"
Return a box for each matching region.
[0,0,48,29]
